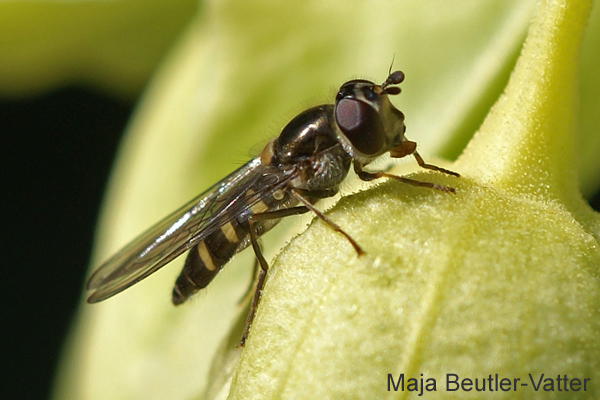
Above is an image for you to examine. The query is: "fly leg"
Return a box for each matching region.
[238,257,259,306]
[389,139,460,177]
[239,206,311,347]
[355,161,456,193]
[412,151,460,177]
[239,190,366,346]
[290,188,364,256]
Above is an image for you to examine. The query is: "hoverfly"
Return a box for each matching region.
[86,70,459,346]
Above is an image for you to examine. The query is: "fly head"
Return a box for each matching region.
[334,71,407,161]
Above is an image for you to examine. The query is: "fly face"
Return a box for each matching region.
[334,71,407,162]
[86,69,458,346]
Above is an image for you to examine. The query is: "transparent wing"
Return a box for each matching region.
[86,157,295,303]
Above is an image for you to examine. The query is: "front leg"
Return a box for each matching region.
[389,139,460,178]
[412,150,460,177]
[354,161,456,193]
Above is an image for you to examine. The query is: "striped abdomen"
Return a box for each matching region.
[172,218,249,305]
[171,189,293,305]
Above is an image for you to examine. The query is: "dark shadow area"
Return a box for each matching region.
[0,88,133,400]
[590,189,600,213]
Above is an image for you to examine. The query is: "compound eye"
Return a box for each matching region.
[335,98,385,155]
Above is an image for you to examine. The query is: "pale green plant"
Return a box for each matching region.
[25,0,600,398]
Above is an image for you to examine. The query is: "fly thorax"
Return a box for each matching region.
[270,105,337,165]
[292,144,352,192]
